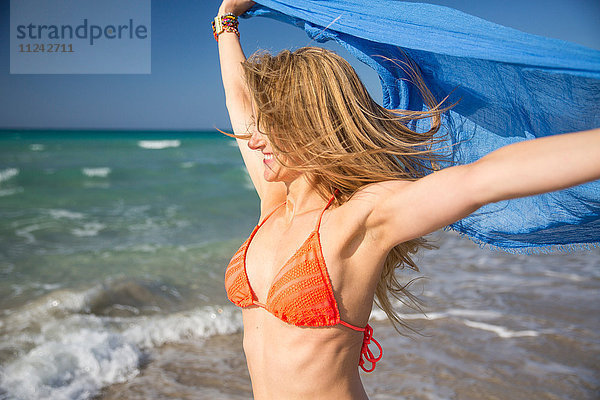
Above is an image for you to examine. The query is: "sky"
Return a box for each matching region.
[0,0,599,131]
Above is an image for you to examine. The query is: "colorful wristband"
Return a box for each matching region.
[212,13,239,42]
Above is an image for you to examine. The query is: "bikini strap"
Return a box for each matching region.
[257,202,286,228]
[315,190,338,232]
[358,324,383,373]
[338,321,384,372]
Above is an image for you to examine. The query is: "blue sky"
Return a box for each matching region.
[0,0,599,130]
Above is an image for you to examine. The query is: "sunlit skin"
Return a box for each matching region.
[247,130,302,184]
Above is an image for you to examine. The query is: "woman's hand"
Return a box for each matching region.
[219,0,256,16]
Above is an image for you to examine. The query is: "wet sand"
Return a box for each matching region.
[97,332,251,400]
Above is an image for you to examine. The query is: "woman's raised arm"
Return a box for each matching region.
[363,128,600,251]
[216,1,285,208]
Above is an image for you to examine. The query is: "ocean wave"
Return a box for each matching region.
[0,307,242,400]
[0,187,24,197]
[30,144,45,151]
[14,224,43,244]
[33,282,63,291]
[122,306,242,347]
[83,181,110,189]
[370,307,542,340]
[82,167,111,178]
[0,282,242,400]
[0,281,242,341]
[71,222,106,237]
[420,309,503,320]
[461,319,539,338]
[0,168,19,183]
[48,209,85,220]
[180,161,195,168]
[6,282,64,300]
[542,270,585,282]
[369,307,503,322]
[1,327,142,400]
[137,140,181,150]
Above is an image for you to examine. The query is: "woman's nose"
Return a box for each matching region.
[248,130,265,151]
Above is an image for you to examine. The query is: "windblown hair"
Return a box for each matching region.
[239,46,449,333]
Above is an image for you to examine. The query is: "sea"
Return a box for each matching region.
[0,130,598,400]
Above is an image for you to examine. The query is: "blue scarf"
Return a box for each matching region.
[245,1,600,252]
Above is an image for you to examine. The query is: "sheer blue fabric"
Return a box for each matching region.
[245,1,600,252]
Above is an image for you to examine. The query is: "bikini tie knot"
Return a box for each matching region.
[358,323,383,372]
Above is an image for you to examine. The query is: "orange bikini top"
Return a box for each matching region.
[225,193,382,372]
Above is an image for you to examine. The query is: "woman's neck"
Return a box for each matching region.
[282,175,326,222]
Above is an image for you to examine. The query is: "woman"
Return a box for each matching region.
[216,1,600,398]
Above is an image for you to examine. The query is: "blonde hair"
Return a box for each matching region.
[238,46,449,333]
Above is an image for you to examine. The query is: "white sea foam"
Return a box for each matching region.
[29,282,63,291]
[372,307,540,339]
[423,309,503,320]
[0,168,19,183]
[122,306,242,348]
[83,181,110,189]
[542,270,585,282]
[15,224,42,244]
[48,209,85,220]
[82,167,111,178]
[462,319,539,338]
[137,140,181,150]
[10,283,24,297]
[0,329,142,400]
[9,282,63,298]
[71,222,106,237]
[1,304,241,400]
[30,144,45,151]
[1,288,96,337]
[180,161,195,168]
[370,308,503,322]
[0,187,24,197]
[132,243,158,252]
[0,283,243,400]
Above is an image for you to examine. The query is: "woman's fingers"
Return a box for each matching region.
[219,0,256,16]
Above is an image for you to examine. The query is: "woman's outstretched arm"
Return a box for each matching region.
[362,128,600,250]
[216,0,286,209]
[466,128,600,202]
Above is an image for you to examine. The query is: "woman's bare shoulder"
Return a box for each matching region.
[330,181,412,239]
[342,180,413,213]
[328,181,415,251]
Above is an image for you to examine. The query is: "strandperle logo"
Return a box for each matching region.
[10,0,151,74]
[15,19,149,46]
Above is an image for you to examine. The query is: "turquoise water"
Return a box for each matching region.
[1,130,598,400]
[0,130,259,308]
[0,131,258,399]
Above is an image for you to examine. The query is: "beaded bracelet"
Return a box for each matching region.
[212,13,239,41]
